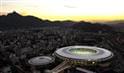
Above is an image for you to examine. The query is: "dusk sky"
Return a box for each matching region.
[1,0,124,22]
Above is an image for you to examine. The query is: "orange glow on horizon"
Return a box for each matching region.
[1,0,124,22]
[21,12,124,22]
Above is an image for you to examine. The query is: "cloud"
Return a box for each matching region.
[64,5,77,8]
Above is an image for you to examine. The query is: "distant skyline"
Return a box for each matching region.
[1,0,124,22]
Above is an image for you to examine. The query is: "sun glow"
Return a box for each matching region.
[1,0,124,22]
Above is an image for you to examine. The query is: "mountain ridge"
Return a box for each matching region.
[0,12,114,31]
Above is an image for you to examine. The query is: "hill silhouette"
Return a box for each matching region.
[0,12,113,31]
[72,21,113,31]
[103,20,124,32]
[0,12,47,30]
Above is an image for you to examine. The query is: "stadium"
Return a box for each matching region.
[47,46,114,73]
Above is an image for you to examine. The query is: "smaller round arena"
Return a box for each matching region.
[28,56,55,66]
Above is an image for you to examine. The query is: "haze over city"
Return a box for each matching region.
[1,0,124,22]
